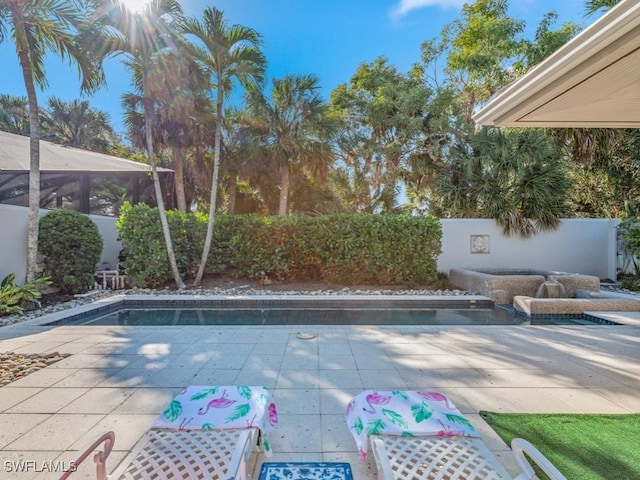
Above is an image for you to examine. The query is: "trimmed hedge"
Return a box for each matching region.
[116,203,241,287]
[39,210,103,293]
[116,203,442,287]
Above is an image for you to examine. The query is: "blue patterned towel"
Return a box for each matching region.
[258,462,353,480]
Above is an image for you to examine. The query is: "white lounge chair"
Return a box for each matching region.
[110,427,257,480]
[370,434,567,480]
[346,390,566,480]
[61,428,256,480]
[63,385,277,480]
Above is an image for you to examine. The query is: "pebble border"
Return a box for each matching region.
[0,352,68,387]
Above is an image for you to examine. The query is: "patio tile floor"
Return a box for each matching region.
[0,311,638,479]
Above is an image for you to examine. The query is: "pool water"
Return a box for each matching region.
[61,307,528,326]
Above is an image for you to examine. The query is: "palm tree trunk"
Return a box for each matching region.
[142,70,185,289]
[194,88,223,286]
[228,169,237,215]
[172,147,187,212]
[18,51,41,284]
[278,163,290,215]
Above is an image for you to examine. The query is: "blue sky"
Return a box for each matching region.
[0,0,593,134]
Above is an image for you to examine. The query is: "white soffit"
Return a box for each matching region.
[473,0,640,128]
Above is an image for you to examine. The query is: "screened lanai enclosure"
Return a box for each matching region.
[0,131,174,217]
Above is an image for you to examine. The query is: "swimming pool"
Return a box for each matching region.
[51,306,520,326]
[47,305,611,327]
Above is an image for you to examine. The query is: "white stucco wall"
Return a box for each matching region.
[438,218,619,280]
[0,204,619,284]
[0,204,120,283]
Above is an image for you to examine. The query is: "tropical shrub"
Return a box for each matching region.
[116,203,177,287]
[621,218,640,274]
[117,203,256,286]
[38,210,103,293]
[0,273,50,316]
[619,276,640,292]
[117,204,442,287]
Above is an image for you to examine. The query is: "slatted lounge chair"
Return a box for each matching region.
[110,427,257,479]
[61,429,256,480]
[370,435,566,480]
[346,390,566,480]
[63,386,277,480]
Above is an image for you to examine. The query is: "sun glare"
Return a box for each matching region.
[121,0,151,13]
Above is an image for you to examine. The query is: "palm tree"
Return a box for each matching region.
[434,128,572,237]
[548,127,623,167]
[121,52,210,213]
[89,0,187,288]
[220,107,251,215]
[585,0,620,15]
[245,74,335,216]
[41,97,119,153]
[0,93,29,135]
[180,7,266,286]
[0,0,102,282]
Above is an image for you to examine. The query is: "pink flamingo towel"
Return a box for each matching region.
[153,385,278,456]
[345,390,478,461]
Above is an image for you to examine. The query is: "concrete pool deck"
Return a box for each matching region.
[0,297,639,479]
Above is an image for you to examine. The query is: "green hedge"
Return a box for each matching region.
[116,203,242,286]
[39,210,103,293]
[116,203,442,287]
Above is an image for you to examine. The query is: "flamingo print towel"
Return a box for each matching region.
[345,390,478,461]
[153,385,278,456]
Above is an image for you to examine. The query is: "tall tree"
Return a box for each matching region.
[181,7,266,286]
[405,1,580,226]
[220,106,253,215]
[121,52,210,213]
[89,0,187,288]
[41,97,120,153]
[0,0,102,282]
[0,93,29,135]
[437,0,578,122]
[442,0,525,122]
[245,74,335,216]
[330,57,430,213]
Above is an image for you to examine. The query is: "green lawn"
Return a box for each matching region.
[480,412,640,480]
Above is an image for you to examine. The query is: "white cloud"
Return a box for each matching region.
[390,0,466,19]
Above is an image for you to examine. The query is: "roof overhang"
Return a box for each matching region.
[0,131,172,173]
[473,0,640,128]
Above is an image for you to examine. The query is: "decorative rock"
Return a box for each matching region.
[0,351,66,387]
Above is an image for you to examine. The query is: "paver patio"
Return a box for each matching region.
[0,308,639,479]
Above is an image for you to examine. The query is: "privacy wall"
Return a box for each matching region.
[438,218,619,280]
[0,204,619,284]
[0,204,120,283]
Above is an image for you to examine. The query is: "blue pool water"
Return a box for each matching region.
[54,306,539,326]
